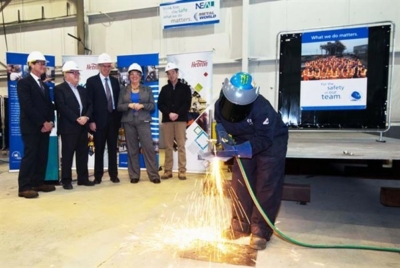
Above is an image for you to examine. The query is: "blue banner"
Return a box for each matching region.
[116,53,159,168]
[7,52,59,181]
[302,27,368,43]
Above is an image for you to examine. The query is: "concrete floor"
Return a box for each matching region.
[0,157,400,267]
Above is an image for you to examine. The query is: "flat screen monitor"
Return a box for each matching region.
[277,22,394,130]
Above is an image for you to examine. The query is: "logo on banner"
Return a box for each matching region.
[11,151,22,160]
[86,63,98,70]
[191,60,208,68]
[194,12,216,21]
[195,1,215,9]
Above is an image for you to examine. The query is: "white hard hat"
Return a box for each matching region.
[128,63,142,74]
[62,61,82,72]
[165,62,178,72]
[27,51,47,63]
[97,53,113,64]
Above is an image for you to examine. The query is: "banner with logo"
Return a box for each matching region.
[300,27,368,111]
[166,51,212,172]
[117,53,160,169]
[160,0,220,29]
[7,52,58,181]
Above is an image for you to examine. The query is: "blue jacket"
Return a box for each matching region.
[215,95,288,157]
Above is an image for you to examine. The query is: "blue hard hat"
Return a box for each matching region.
[222,72,259,105]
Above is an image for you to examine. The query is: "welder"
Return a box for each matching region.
[215,72,288,250]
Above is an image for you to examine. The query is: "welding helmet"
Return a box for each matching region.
[219,72,259,123]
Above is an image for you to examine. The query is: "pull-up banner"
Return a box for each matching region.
[6,52,58,181]
[167,51,213,173]
[117,53,160,169]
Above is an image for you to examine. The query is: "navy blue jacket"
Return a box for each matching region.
[215,95,288,157]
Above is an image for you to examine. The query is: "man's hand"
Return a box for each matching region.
[41,121,53,133]
[89,122,96,132]
[169,112,178,121]
[77,116,89,126]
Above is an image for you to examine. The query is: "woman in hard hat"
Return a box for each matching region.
[215,72,288,250]
[117,63,161,184]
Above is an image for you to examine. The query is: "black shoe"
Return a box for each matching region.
[249,234,267,250]
[152,179,161,184]
[77,180,95,186]
[94,179,102,184]
[62,183,73,190]
[32,184,56,192]
[18,190,39,198]
[111,177,120,183]
[130,178,139,184]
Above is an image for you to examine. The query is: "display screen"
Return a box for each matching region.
[278,23,392,130]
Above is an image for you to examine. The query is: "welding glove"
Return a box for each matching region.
[220,140,252,158]
[216,123,235,145]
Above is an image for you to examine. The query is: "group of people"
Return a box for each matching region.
[17,50,289,251]
[301,55,367,81]
[17,51,192,198]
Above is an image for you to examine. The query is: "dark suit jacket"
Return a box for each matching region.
[86,74,121,130]
[17,74,55,134]
[54,81,93,135]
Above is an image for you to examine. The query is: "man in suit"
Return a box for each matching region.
[17,51,56,198]
[87,53,121,184]
[54,61,95,190]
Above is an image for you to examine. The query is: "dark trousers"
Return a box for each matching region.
[230,151,286,239]
[18,132,50,192]
[93,113,119,180]
[60,128,89,184]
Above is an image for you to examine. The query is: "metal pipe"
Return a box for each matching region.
[241,0,249,72]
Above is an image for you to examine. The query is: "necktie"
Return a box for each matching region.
[104,78,113,113]
[38,79,45,95]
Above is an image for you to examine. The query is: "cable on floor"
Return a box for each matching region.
[237,157,400,253]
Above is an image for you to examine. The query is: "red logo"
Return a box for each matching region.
[87,63,98,70]
[191,60,208,68]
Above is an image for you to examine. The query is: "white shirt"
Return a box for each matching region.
[67,82,83,115]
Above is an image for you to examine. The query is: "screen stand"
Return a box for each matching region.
[376,132,386,143]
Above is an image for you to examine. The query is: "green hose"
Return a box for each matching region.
[236,157,400,253]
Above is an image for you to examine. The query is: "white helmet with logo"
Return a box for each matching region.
[62,61,82,72]
[165,62,178,72]
[27,51,47,63]
[128,63,142,74]
[97,53,113,64]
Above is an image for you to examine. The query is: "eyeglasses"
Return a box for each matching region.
[34,61,46,66]
[66,71,80,75]
[101,64,112,68]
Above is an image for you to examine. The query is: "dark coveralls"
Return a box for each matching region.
[215,95,288,240]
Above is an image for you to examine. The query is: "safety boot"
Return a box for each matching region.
[161,172,173,180]
[221,228,250,240]
[178,172,186,180]
[249,234,267,250]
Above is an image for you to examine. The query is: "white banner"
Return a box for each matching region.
[167,51,213,173]
[160,0,220,30]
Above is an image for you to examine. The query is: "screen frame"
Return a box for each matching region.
[275,21,395,133]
